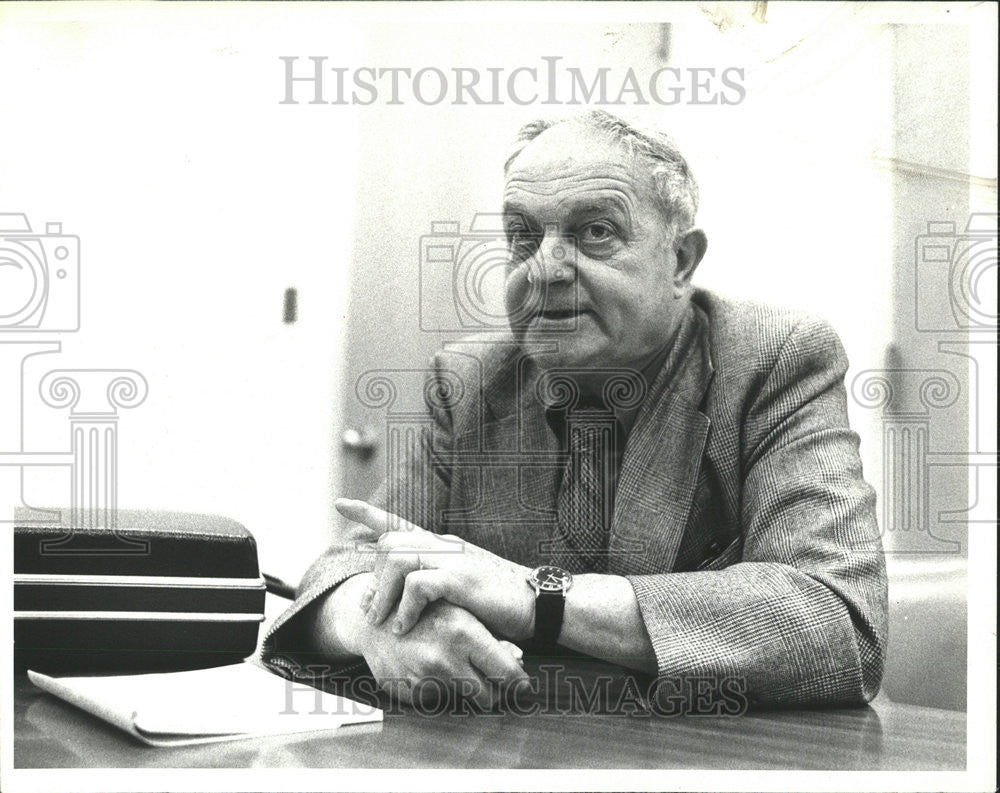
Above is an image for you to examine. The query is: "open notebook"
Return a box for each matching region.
[28,661,382,747]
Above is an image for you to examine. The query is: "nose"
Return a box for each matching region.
[525,224,573,286]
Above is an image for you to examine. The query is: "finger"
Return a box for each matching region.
[335,499,416,534]
[497,639,525,665]
[361,532,420,608]
[363,531,424,618]
[469,635,531,691]
[339,516,381,539]
[346,526,382,551]
[459,668,497,712]
[361,534,409,614]
[335,500,382,550]
[393,570,451,635]
[362,548,388,608]
[457,665,524,712]
[369,552,420,625]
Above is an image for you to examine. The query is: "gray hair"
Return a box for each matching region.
[504,110,699,233]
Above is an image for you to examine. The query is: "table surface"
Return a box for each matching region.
[13,658,965,770]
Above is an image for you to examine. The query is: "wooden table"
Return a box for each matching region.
[12,656,964,770]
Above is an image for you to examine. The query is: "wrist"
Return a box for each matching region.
[525,564,575,646]
[513,564,536,641]
[318,572,375,657]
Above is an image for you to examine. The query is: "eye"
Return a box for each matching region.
[579,221,617,245]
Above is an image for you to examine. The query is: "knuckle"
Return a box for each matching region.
[404,572,427,595]
[426,602,456,629]
[448,621,473,645]
[386,531,410,550]
[399,554,419,572]
[383,556,403,577]
[420,656,448,680]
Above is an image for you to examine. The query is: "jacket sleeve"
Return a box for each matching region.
[260,356,456,675]
[626,317,888,707]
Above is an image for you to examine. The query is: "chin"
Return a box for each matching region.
[521,334,604,372]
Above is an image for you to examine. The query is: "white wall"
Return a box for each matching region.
[1,5,363,578]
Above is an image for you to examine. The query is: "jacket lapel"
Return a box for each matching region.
[609,307,714,575]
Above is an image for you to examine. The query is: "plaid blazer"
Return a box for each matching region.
[264,289,888,707]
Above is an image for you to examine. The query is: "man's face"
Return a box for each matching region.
[503,125,693,374]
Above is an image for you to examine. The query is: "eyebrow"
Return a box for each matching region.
[502,194,634,226]
[568,196,630,220]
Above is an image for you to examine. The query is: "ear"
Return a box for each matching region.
[672,227,707,296]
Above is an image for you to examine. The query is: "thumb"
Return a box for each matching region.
[498,639,525,665]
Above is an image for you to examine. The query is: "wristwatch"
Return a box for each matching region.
[526,565,573,648]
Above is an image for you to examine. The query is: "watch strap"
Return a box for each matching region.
[534,588,566,649]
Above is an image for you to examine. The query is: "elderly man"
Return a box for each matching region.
[263,110,888,710]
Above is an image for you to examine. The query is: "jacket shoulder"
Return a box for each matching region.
[427,332,522,425]
[693,288,845,377]
[431,332,520,385]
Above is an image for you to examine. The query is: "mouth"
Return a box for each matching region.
[536,308,583,321]
[508,299,593,329]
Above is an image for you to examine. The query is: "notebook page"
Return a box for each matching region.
[28,662,382,746]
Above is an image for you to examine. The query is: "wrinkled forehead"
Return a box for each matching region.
[503,126,658,214]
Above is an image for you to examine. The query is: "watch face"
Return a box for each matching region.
[531,565,573,592]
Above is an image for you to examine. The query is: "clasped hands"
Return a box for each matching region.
[334,498,536,705]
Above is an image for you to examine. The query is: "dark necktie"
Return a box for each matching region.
[549,409,620,573]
